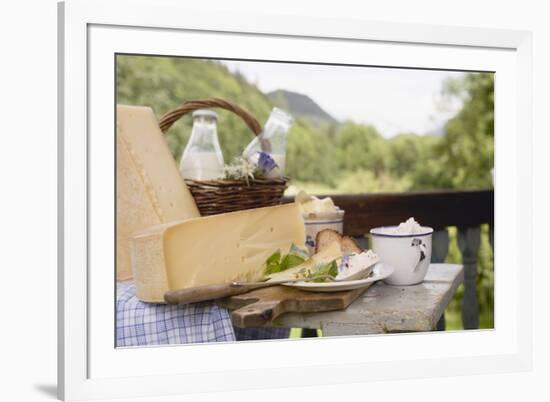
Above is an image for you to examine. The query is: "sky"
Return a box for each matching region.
[221,60,466,138]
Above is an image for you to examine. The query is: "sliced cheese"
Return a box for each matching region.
[116,105,200,281]
[130,203,306,302]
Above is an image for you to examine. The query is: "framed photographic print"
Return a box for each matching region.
[58,0,533,400]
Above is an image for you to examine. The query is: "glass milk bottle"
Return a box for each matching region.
[179,109,225,180]
[242,107,293,178]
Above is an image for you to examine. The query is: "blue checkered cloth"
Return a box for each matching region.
[116,281,290,347]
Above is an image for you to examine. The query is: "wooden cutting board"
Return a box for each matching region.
[216,284,372,328]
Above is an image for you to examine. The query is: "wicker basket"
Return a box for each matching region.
[159,98,289,216]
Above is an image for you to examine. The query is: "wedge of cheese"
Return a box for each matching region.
[130,203,306,302]
[116,105,200,281]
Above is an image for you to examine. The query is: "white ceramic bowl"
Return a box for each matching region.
[370,226,433,285]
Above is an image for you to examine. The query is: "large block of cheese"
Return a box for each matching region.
[130,203,306,303]
[117,105,200,281]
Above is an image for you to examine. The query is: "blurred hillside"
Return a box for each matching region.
[268,89,337,125]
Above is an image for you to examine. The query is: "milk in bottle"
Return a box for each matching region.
[179,109,225,180]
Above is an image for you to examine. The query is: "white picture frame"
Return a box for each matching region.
[58,0,533,400]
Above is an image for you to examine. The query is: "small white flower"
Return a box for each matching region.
[223,156,259,185]
[240,157,256,181]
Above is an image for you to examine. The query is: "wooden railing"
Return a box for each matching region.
[284,189,494,330]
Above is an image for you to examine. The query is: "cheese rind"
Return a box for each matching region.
[130,203,306,302]
[117,105,200,281]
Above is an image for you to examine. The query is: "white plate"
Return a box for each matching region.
[282,263,394,292]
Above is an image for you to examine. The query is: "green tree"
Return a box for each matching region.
[412,73,494,189]
[335,123,390,176]
[286,120,339,185]
[337,170,411,193]
[386,133,438,178]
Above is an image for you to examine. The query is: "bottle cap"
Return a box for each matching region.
[192,109,218,119]
[270,107,293,125]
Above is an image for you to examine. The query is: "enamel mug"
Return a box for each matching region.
[370,226,433,285]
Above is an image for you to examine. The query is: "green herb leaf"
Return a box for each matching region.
[264,250,282,275]
[263,244,308,276]
[280,253,306,272]
[304,260,338,282]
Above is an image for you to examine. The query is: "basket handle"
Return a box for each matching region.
[158,98,262,136]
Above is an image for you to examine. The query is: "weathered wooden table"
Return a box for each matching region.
[272,263,464,336]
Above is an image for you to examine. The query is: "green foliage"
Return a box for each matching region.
[117,56,271,163]
[335,123,389,175]
[337,170,412,193]
[387,133,439,176]
[414,74,494,189]
[286,120,339,185]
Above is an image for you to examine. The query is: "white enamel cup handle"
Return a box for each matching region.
[411,238,427,272]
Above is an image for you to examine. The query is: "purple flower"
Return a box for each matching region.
[257,152,278,174]
[338,255,351,273]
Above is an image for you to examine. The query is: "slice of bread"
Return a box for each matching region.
[314,229,343,253]
[315,229,363,254]
[340,236,363,254]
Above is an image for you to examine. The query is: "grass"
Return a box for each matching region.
[444,309,494,331]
